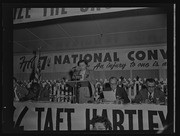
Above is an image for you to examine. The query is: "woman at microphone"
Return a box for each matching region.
[72,60,95,103]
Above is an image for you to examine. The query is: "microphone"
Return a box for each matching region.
[72,66,81,80]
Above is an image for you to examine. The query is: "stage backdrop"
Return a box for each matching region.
[13,45,167,80]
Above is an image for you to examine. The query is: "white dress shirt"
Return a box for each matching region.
[79,70,86,81]
[148,91,154,98]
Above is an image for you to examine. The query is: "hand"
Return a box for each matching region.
[114,100,119,104]
[144,99,150,104]
[114,99,123,104]
[76,75,82,79]
[94,100,100,104]
[156,98,160,104]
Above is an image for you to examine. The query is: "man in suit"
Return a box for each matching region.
[103,77,130,104]
[72,60,95,103]
[72,60,95,84]
[134,78,165,104]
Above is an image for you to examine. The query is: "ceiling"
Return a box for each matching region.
[13,8,167,54]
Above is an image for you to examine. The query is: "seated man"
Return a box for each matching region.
[134,78,165,104]
[21,82,40,101]
[103,77,130,104]
[91,115,112,130]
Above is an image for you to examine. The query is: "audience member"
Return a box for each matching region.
[38,83,50,101]
[13,77,29,101]
[103,77,130,104]
[134,78,165,104]
[21,82,40,101]
[91,115,112,130]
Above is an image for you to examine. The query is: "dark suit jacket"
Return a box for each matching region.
[115,86,130,104]
[134,87,165,103]
[39,86,50,101]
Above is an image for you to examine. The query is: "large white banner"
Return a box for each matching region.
[13,7,146,24]
[13,45,167,74]
[13,102,167,131]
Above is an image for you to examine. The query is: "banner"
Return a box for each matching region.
[13,7,146,24]
[13,102,167,131]
[13,45,167,74]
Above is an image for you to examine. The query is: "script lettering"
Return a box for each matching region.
[19,56,36,72]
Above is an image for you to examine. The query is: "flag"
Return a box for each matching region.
[29,61,35,82]
[34,54,41,83]
[29,51,36,82]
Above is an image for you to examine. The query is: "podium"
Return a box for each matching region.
[66,80,91,103]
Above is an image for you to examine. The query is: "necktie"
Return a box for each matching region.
[148,92,153,103]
